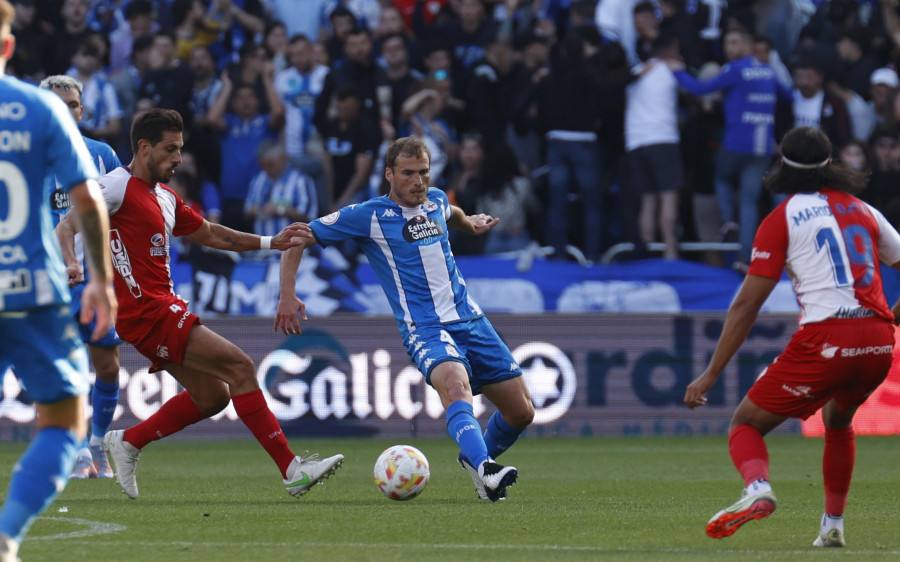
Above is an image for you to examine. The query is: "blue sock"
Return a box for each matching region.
[446,401,488,468]
[90,379,119,441]
[483,411,524,460]
[0,427,79,542]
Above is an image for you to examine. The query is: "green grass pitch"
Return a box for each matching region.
[2,436,899,561]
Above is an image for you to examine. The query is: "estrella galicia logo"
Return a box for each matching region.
[403,215,443,245]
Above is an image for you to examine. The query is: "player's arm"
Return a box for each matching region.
[274,238,319,335]
[684,274,777,409]
[68,179,118,340]
[55,210,84,286]
[446,204,500,236]
[185,220,313,251]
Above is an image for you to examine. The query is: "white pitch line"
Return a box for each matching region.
[39,539,900,556]
[27,517,127,541]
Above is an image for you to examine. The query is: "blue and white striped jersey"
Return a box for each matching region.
[310,187,483,338]
[50,135,121,222]
[0,75,100,311]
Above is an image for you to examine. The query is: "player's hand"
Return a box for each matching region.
[274,295,307,335]
[80,280,118,341]
[66,263,85,287]
[272,222,314,250]
[684,371,717,409]
[468,213,500,236]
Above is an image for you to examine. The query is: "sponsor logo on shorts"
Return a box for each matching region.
[110,229,141,298]
[820,344,839,359]
[782,384,812,397]
[840,345,893,357]
[177,309,191,329]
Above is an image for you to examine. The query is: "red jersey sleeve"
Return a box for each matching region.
[170,188,205,236]
[747,204,788,279]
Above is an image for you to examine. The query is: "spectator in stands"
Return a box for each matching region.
[792,57,851,150]
[207,64,284,231]
[400,82,456,187]
[225,42,275,114]
[179,147,222,225]
[110,35,154,161]
[380,33,423,134]
[518,29,604,261]
[45,0,92,75]
[273,34,330,208]
[869,67,899,128]
[263,20,289,75]
[465,33,527,147]
[187,44,223,183]
[173,0,224,63]
[668,28,792,271]
[139,31,194,125]
[321,0,382,32]
[66,40,122,144]
[476,142,537,255]
[632,1,658,63]
[415,0,497,70]
[446,131,486,255]
[315,27,392,136]
[9,0,44,81]
[595,0,641,65]
[320,85,380,210]
[625,34,683,260]
[268,0,329,42]
[865,126,900,213]
[108,0,155,74]
[215,0,265,62]
[323,5,357,64]
[658,0,706,72]
[245,140,319,241]
[836,25,880,101]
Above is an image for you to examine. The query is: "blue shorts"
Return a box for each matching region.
[0,305,90,404]
[70,283,122,347]
[405,316,522,395]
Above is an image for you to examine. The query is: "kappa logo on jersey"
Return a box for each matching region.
[109,229,142,298]
[402,215,443,245]
[382,208,398,218]
[150,233,166,256]
[321,211,340,225]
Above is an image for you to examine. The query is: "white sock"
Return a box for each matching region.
[746,479,772,495]
[89,434,104,448]
[821,514,844,533]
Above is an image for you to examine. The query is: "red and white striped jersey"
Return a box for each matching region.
[748,187,900,324]
[99,167,205,323]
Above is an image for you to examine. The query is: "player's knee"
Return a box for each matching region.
[222,351,256,384]
[194,392,230,416]
[509,403,535,428]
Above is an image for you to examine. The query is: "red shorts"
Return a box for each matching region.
[116,297,201,372]
[748,317,894,419]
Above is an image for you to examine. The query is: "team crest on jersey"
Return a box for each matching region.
[321,211,340,225]
[423,200,438,212]
[403,215,443,245]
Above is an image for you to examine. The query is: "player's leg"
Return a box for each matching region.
[0,309,89,558]
[705,397,785,538]
[813,398,857,547]
[176,325,342,495]
[75,344,120,479]
[659,189,679,260]
[638,192,657,247]
[480,376,534,460]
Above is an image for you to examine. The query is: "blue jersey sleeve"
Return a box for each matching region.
[674,63,740,96]
[310,203,374,246]
[44,93,100,191]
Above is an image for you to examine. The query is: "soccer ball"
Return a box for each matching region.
[373,445,430,501]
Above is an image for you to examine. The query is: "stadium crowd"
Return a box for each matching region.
[9,0,900,268]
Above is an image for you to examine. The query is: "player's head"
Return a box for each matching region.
[385,136,431,208]
[40,74,84,122]
[764,126,867,195]
[723,28,751,62]
[0,0,15,73]
[130,108,184,184]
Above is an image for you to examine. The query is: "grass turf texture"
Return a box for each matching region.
[2,436,899,561]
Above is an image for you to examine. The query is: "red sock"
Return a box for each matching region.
[123,391,207,449]
[231,389,295,478]
[729,424,770,485]
[823,427,855,516]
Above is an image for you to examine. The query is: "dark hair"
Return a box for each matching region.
[764,127,868,195]
[385,136,430,169]
[792,56,825,75]
[335,84,360,101]
[132,34,155,55]
[329,5,355,22]
[172,0,196,28]
[634,1,656,15]
[125,0,153,20]
[130,108,184,155]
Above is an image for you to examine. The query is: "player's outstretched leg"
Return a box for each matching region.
[103,430,141,499]
[231,389,343,497]
[283,454,345,497]
[446,401,516,502]
[706,480,776,538]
